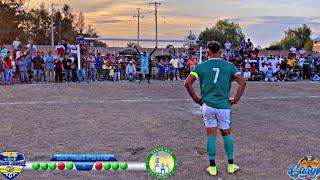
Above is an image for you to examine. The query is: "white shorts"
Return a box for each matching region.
[201,103,232,129]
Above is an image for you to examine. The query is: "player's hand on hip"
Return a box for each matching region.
[229,98,238,105]
[194,96,202,106]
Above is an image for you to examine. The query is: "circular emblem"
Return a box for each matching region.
[146,147,177,179]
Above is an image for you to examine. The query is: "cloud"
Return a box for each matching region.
[228,16,320,47]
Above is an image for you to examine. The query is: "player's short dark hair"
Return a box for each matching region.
[207,41,221,53]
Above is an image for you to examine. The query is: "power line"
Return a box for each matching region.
[149,1,161,47]
[133,8,144,46]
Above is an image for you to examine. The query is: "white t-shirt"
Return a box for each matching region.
[12,40,21,49]
[299,49,306,55]
[225,42,232,50]
[290,47,297,53]
[27,44,37,50]
[55,45,65,50]
[243,71,251,80]
[298,58,305,67]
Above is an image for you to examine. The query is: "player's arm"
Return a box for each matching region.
[149,46,158,56]
[229,74,246,105]
[184,73,202,105]
[134,46,141,55]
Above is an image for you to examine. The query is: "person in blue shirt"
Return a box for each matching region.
[44,50,56,82]
[134,46,157,84]
[95,53,103,81]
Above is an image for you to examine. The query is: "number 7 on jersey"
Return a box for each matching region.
[212,68,220,83]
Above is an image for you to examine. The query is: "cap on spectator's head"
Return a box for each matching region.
[207,41,221,54]
[129,61,133,64]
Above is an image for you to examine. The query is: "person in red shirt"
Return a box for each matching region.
[55,42,65,57]
[4,53,13,85]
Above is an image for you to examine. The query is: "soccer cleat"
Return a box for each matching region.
[228,164,239,174]
[206,166,217,176]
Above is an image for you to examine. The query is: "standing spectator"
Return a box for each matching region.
[88,53,96,82]
[114,60,121,81]
[12,37,21,50]
[54,55,63,83]
[178,56,185,79]
[302,57,310,79]
[4,53,13,85]
[44,51,55,82]
[27,40,37,58]
[12,37,21,59]
[126,61,136,82]
[95,53,103,81]
[187,56,197,70]
[63,54,72,83]
[299,48,306,56]
[253,48,259,59]
[158,60,166,80]
[170,56,180,80]
[102,57,109,81]
[55,41,65,57]
[0,54,5,84]
[32,52,44,82]
[225,40,232,58]
[17,54,28,83]
[24,54,32,82]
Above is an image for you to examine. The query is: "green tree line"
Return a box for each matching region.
[0,0,101,45]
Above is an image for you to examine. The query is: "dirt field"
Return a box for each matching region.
[0,81,319,180]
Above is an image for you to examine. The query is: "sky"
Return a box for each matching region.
[26,0,320,47]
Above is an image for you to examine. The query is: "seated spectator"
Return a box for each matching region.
[243,69,251,81]
[251,69,261,81]
[126,61,136,82]
[265,66,274,82]
[312,69,320,81]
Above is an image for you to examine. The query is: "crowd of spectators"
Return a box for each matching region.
[224,39,320,82]
[0,37,319,85]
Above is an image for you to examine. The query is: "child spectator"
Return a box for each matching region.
[251,69,261,81]
[243,69,251,81]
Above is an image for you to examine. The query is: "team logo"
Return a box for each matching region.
[146,147,177,179]
[287,156,320,180]
[0,152,26,180]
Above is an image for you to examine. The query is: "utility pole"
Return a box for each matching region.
[51,4,58,46]
[150,1,161,47]
[133,8,143,46]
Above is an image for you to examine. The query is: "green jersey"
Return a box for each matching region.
[191,58,241,109]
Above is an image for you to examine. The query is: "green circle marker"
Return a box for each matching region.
[120,162,128,171]
[41,163,48,170]
[49,163,57,170]
[66,162,74,170]
[32,163,40,171]
[104,163,111,170]
[112,163,119,170]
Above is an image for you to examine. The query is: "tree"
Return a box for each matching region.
[0,0,26,43]
[267,24,313,50]
[265,41,283,50]
[198,20,245,47]
[27,2,51,44]
[75,11,85,32]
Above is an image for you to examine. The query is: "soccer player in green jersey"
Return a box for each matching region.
[184,41,246,176]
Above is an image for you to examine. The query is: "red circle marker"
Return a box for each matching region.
[95,162,103,171]
[58,162,65,170]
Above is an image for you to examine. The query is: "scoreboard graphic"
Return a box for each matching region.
[0,147,177,179]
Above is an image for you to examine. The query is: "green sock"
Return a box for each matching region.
[207,136,217,161]
[223,135,234,161]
